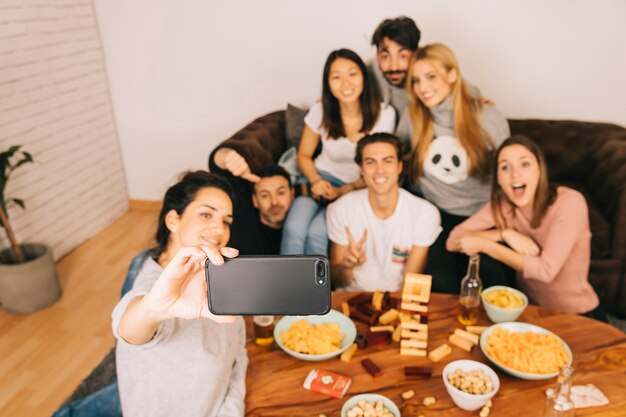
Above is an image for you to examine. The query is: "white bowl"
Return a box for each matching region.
[481,285,528,323]
[341,393,400,417]
[442,360,500,411]
[480,322,573,380]
[274,309,357,361]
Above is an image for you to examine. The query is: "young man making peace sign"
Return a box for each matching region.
[327,133,441,291]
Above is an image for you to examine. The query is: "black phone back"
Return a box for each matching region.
[205,255,331,315]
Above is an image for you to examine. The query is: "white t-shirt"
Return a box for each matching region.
[327,189,442,291]
[305,101,396,183]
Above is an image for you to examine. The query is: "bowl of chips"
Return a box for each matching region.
[274,309,357,361]
[481,286,528,323]
[480,322,573,380]
[341,393,400,417]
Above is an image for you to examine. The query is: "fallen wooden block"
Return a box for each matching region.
[391,325,402,343]
[372,290,384,311]
[370,325,394,333]
[361,358,382,377]
[466,325,489,335]
[454,328,480,345]
[378,308,399,325]
[404,366,433,378]
[341,301,350,317]
[340,343,358,362]
[449,333,474,352]
[428,343,452,362]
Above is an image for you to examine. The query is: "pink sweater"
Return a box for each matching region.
[448,187,599,314]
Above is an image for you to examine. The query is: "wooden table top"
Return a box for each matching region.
[244,292,626,417]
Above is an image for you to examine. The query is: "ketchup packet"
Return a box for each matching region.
[303,369,352,399]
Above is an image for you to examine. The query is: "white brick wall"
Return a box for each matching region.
[0,0,128,261]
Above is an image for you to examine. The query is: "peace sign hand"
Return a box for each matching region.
[342,226,367,269]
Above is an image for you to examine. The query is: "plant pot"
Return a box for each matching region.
[0,243,61,313]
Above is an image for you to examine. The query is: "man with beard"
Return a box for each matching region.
[210,148,294,254]
[369,16,421,149]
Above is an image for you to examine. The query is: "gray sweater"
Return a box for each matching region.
[414,95,510,216]
[112,258,248,417]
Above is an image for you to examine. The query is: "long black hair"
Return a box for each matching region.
[154,171,233,256]
[321,48,381,139]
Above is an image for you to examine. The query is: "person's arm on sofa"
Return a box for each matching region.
[212,148,260,183]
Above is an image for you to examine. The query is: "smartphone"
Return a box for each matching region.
[205,255,331,315]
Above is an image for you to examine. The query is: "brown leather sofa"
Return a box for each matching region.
[209,110,626,316]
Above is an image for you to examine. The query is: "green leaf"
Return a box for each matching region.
[11,198,25,209]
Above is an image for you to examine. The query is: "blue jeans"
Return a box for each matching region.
[52,382,121,417]
[280,172,344,256]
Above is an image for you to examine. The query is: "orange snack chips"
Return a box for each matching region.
[485,327,569,374]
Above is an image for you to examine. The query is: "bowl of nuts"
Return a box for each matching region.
[442,360,500,411]
[341,393,400,417]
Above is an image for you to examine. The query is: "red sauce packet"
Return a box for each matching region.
[302,369,352,399]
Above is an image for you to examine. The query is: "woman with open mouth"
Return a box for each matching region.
[446,135,604,321]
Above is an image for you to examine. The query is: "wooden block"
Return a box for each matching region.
[361,358,382,377]
[398,312,412,323]
[401,339,428,349]
[428,343,452,362]
[449,333,474,352]
[348,292,371,306]
[400,347,427,357]
[454,328,480,345]
[378,308,399,325]
[341,301,350,317]
[400,301,428,313]
[466,325,489,335]
[402,273,432,303]
[401,322,428,332]
[340,343,358,362]
[370,325,394,333]
[401,329,428,341]
[372,290,384,311]
[391,325,402,342]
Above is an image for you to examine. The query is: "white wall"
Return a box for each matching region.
[0,0,127,260]
[94,0,626,200]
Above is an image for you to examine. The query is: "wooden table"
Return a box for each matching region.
[244,292,626,416]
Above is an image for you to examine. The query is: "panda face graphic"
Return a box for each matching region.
[424,135,468,184]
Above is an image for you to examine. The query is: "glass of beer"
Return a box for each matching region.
[253,315,275,346]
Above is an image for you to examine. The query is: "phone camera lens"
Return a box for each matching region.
[315,261,327,286]
[316,261,326,277]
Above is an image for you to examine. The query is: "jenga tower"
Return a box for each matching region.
[399,273,432,356]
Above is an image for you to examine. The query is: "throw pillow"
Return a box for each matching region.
[285,103,308,149]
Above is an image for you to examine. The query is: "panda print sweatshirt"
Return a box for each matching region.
[414,95,510,217]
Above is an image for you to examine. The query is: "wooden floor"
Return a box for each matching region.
[0,207,159,417]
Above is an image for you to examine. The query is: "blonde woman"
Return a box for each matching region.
[405,43,510,292]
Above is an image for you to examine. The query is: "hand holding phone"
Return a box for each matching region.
[205,255,331,315]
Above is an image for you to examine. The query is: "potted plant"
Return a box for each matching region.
[0,145,61,313]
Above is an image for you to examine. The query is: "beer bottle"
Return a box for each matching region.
[458,254,482,325]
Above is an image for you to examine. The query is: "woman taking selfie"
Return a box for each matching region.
[281,48,395,256]
[447,136,603,320]
[405,43,510,292]
[112,171,247,417]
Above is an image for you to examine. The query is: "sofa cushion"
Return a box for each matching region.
[285,103,308,149]
[557,182,611,259]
